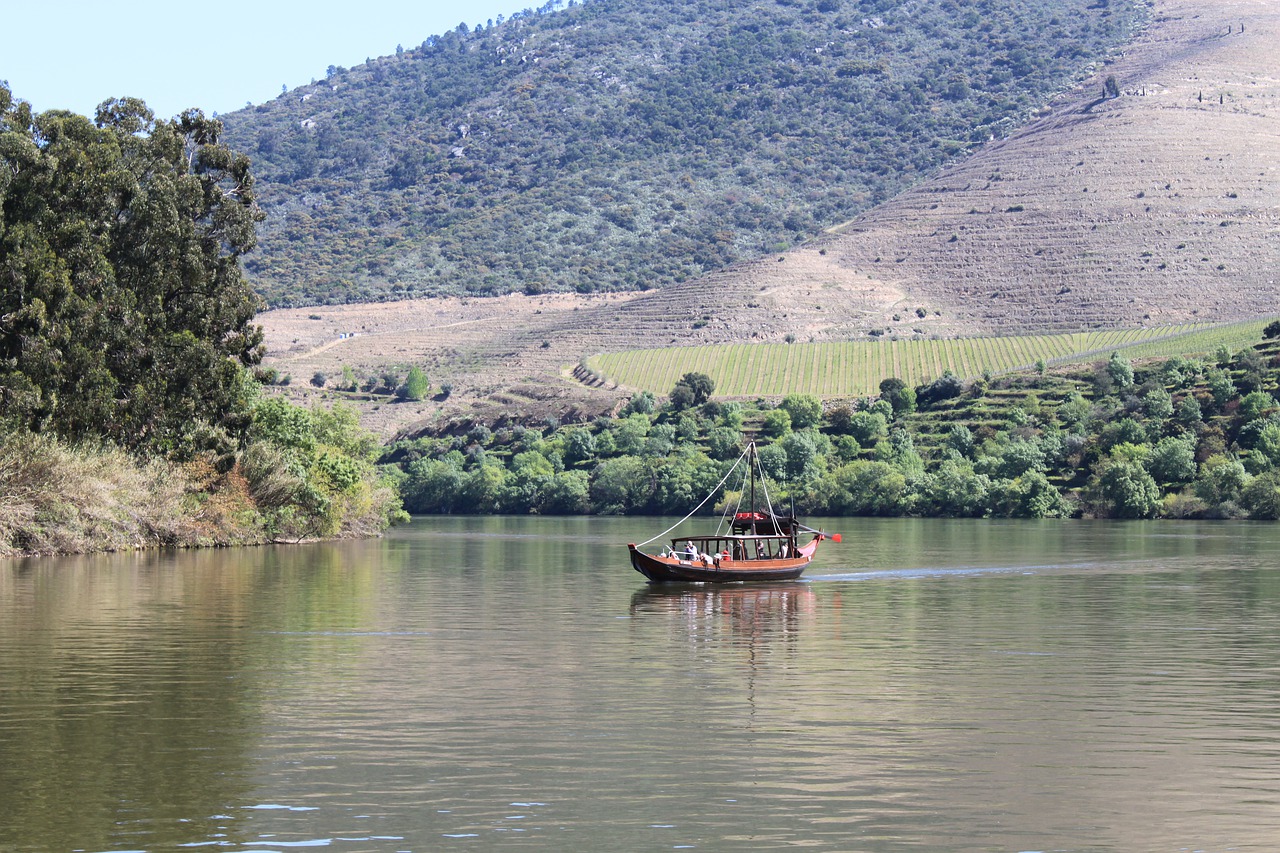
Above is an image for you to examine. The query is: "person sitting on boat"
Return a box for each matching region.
[755,541,765,559]
[684,541,698,561]
[779,542,788,559]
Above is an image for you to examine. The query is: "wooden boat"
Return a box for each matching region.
[627,442,838,583]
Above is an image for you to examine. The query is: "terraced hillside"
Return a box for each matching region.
[760,0,1280,335]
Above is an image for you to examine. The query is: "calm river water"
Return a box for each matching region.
[3,517,1280,852]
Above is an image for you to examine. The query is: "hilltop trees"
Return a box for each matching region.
[0,88,264,456]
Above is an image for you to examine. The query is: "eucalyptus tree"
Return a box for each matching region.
[0,87,264,456]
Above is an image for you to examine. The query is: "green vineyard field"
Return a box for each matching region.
[585,319,1274,398]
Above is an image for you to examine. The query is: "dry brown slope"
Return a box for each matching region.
[755,0,1280,335]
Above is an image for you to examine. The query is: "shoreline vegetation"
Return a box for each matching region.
[6,330,1280,560]
[386,327,1280,525]
[0,89,405,558]
[0,400,405,559]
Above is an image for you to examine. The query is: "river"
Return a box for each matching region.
[3,517,1280,852]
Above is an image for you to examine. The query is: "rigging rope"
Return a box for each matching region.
[636,444,751,548]
[715,455,752,538]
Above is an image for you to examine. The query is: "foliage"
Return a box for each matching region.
[0,87,403,555]
[0,398,403,556]
[879,377,916,417]
[0,89,264,457]
[915,371,964,409]
[400,365,431,401]
[1106,352,1135,390]
[779,394,822,430]
[218,0,1146,306]
[671,372,715,409]
[0,431,188,556]
[382,332,1280,523]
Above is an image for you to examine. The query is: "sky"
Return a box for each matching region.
[4,0,544,120]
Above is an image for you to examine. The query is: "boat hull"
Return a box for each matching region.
[628,543,811,583]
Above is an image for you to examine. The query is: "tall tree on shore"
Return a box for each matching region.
[0,87,265,456]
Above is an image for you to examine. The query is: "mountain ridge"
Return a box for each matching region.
[225,0,1147,307]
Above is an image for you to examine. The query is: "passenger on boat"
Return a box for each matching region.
[779,542,789,558]
[684,541,698,561]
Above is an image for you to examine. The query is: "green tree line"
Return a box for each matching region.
[385,337,1280,521]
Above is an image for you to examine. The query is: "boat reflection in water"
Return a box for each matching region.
[630,583,818,644]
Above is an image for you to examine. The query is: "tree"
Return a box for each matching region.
[848,411,888,448]
[914,371,964,409]
[402,457,463,513]
[590,456,652,514]
[779,394,822,429]
[1194,454,1250,512]
[761,408,792,438]
[991,470,1067,518]
[1242,472,1280,520]
[669,381,696,410]
[623,390,655,415]
[1106,352,1134,390]
[1238,391,1277,422]
[944,424,975,458]
[1089,457,1160,518]
[670,372,715,408]
[707,426,743,460]
[400,366,430,401]
[925,458,989,517]
[879,377,916,417]
[1142,387,1173,420]
[0,92,264,456]
[825,404,855,435]
[1146,437,1196,486]
[563,427,596,464]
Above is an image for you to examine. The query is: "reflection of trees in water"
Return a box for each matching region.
[0,543,390,851]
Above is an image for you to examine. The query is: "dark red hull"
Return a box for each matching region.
[628,541,815,583]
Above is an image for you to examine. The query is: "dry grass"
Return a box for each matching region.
[0,433,403,558]
[0,433,191,556]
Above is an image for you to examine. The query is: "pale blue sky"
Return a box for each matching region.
[4,0,543,120]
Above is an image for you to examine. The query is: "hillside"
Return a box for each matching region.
[256,0,1279,441]
[224,0,1145,307]
[751,0,1280,335]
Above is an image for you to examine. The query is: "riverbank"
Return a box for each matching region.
[0,427,404,559]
